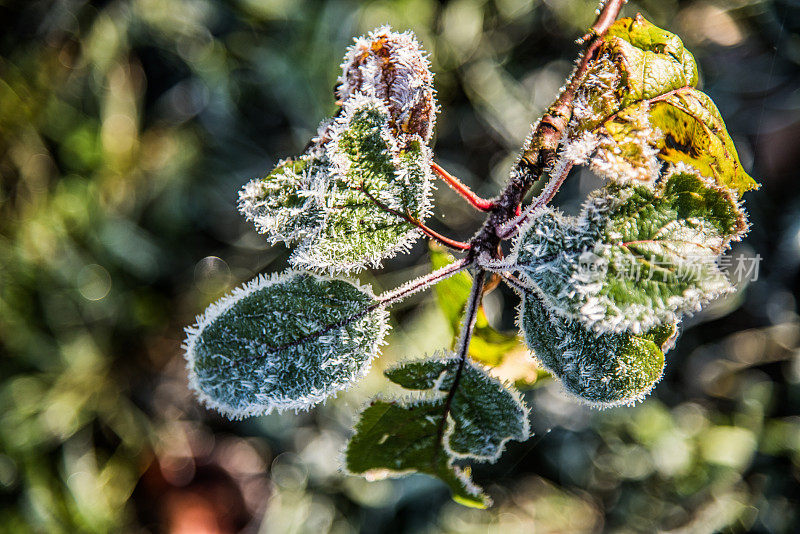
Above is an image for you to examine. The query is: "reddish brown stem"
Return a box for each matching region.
[358,186,471,251]
[580,0,627,43]
[431,162,494,212]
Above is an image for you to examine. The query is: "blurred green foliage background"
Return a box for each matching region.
[1,0,799,532]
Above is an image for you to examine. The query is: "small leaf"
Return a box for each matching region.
[514,168,744,334]
[575,14,698,129]
[184,271,388,418]
[385,356,530,461]
[238,156,326,245]
[345,399,490,509]
[241,26,438,274]
[520,293,673,407]
[430,243,521,366]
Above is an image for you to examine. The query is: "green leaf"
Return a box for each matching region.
[293,100,432,271]
[385,356,530,461]
[238,156,326,244]
[430,243,521,366]
[520,293,673,407]
[345,399,489,508]
[346,355,530,507]
[571,15,758,194]
[184,271,388,419]
[242,96,434,274]
[514,168,745,334]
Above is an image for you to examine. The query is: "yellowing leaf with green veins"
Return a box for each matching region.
[430,243,521,367]
[570,14,758,194]
[575,14,698,129]
[513,168,745,334]
[520,294,675,407]
[345,399,490,508]
[184,271,387,419]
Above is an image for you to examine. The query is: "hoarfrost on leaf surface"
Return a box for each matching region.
[237,156,327,245]
[291,95,433,272]
[346,353,531,508]
[338,25,437,142]
[520,294,675,407]
[385,355,530,462]
[184,271,388,419]
[512,168,746,334]
[568,15,758,194]
[240,25,437,274]
[345,399,489,509]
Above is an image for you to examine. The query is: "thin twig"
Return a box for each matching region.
[498,161,574,240]
[469,0,624,249]
[435,270,486,446]
[431,162,494,211]
[378,258,471,305]
[580,0,627,43]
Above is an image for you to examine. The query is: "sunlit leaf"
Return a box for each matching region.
[570,15,758,194]
[385,356,530,461]
[346,354,530,507]
[292,97,433,272]
[345,399,489,508]
[575,14,699,130]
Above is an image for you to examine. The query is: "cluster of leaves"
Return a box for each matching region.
[184,11,758,506]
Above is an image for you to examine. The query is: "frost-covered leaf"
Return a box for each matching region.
[385,356,530,461]
[338,26,436,142]
[291,96,433,272]
[430,243,520,366]
[345,399,489,508]
[569,15,758,194]
[239,27,438,273]
[184,271,388,418]
[514,168,746,334]
[346,354,530,507]
[520,293,674,407]
[238,156,326,244]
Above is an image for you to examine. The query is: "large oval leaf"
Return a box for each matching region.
[184,271,388,418]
